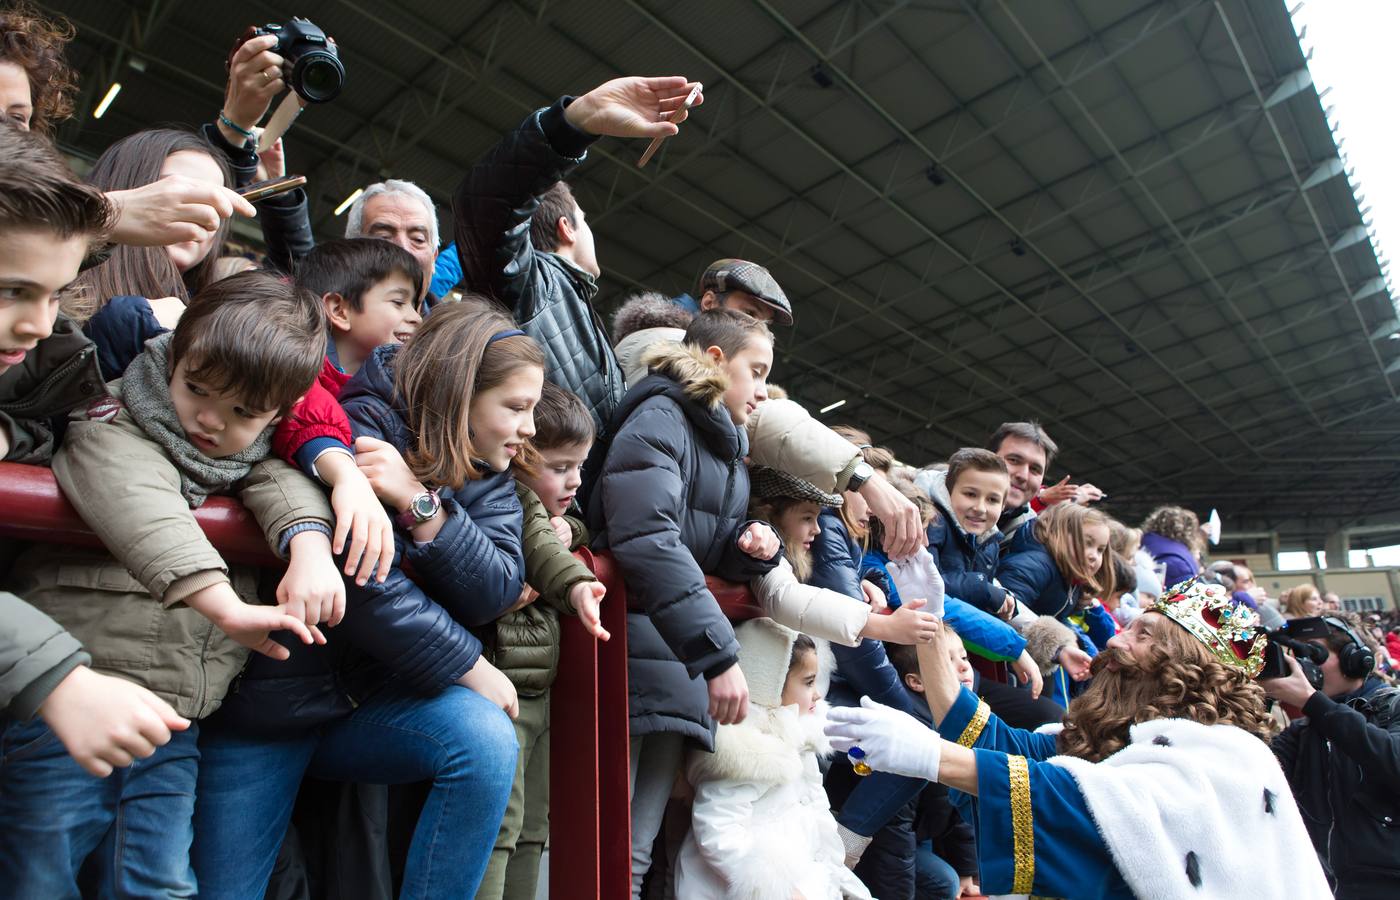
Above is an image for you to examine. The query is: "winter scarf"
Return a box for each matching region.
[117,332,272,507]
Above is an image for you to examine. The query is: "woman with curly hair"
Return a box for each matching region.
[0,2,78,133]
[824,581,1332,899]
[1140,504,1204,589]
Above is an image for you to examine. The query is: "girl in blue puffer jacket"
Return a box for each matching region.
[192,303,538,900]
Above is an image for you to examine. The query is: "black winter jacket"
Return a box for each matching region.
[1273,677,1400,899]
[587,342,776,749]
[453,98,624,433]
[217,345,525,731]
[200,123,314,273]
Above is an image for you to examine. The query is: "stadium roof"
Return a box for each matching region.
[49,0,1400,546]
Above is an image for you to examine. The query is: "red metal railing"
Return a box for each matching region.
[0,461,762,898]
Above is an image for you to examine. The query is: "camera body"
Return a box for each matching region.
[1260,617,1328,690]
[251,17,344,103]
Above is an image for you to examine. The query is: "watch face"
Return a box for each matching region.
[413,493,437,518]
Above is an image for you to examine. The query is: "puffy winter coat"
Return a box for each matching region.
[0,591,89,721]
[0,313,104,464]
[745,398,863,496]
[587,342,777,748]
[454,98,624,432]
[917,467,1008,615]
[751,556,869,648]
[220,345,526,730]
[676,703,872,900]
[1273,677,1400,899]
[1140,531,1201,590]
[994,523,1073,618]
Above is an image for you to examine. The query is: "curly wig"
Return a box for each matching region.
[0,3,78,133]
[1057,612,1275,762]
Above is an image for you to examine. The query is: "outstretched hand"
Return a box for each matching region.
[564,76,703,138]
[825,696,943,780]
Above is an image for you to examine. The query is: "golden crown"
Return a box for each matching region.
[1151,578,1267,677]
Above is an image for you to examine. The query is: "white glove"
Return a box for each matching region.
[824,696,942,781]
[886,549,945,618]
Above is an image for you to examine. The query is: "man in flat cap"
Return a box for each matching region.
[697,258,793,325]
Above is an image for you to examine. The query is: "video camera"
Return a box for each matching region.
[248,17,344,103]
[1260,616,1328,690]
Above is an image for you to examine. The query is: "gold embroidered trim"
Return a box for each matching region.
[1008,754,1035,894]
[956,701,991,748]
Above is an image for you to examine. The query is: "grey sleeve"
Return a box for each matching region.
[0,591,91,721]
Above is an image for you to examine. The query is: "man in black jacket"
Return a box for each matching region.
[455,76,702,433]
[1266,612,1400,899]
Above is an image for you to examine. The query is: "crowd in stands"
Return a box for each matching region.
[1,5,1397,899]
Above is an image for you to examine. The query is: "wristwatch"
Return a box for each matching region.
[396,489,441,529]
[846,461,874,492]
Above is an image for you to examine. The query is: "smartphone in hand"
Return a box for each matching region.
[638,82,703,168]
[237,174,307,202]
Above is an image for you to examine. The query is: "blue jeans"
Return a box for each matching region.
[191,683,517,900]
[915,839,961,900]
[0,716,201,899]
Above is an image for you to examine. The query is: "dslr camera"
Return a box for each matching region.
[250,17,344,103]
[1260,616,1328,690]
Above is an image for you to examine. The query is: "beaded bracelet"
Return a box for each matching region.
[218,111,255,141]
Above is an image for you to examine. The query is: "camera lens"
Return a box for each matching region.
[291,51,344,102]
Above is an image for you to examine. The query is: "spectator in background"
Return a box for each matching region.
[1322,591,1342,612]
[455,75,702,433]
[346,180,440,309]
[1139,505,1203,588]
[1267,611,1399,898]
[77,129,240,377]
[1281,584,1325,620]
[986,421,1055,553]
[695,258,793,325]
[611,290,693,387]
[0,1,76,134]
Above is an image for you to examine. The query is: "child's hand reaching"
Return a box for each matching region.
[277,531,345,629]
[185,582,322,659]
[569,580,609,641]
[862,596,939,644]
[1010,650,1044,699]
[549,515,573,547]
[736,522,780,561]
[459,657,519,719]
[1059,645,1094,681]
[958,875,980,897]
[318,453,394,585]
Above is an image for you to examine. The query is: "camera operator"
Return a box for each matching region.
[1266,612,1399,899]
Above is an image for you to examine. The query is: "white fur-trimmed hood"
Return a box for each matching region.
[688,702,832,786]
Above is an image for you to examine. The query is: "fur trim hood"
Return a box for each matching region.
[916,465,1000,547]
[688,702,832,787]
[639,340,728,408]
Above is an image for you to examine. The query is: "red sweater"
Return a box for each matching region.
[271,356,354,474]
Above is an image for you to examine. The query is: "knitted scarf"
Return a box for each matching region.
[118,332,272,508]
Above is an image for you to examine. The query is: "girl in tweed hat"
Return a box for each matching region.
[747,465,940,649]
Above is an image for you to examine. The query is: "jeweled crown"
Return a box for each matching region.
[1151,578,1267,677]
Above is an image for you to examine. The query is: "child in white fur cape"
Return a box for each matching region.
[675,618,871,900]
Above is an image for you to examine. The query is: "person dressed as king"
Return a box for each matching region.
[825,580,1331,899]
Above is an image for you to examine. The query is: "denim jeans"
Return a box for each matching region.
[191,683,517,900]
[914,840,962,900]
[0,716,201,899]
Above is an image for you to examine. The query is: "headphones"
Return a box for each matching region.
[1321,615,1376,680]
